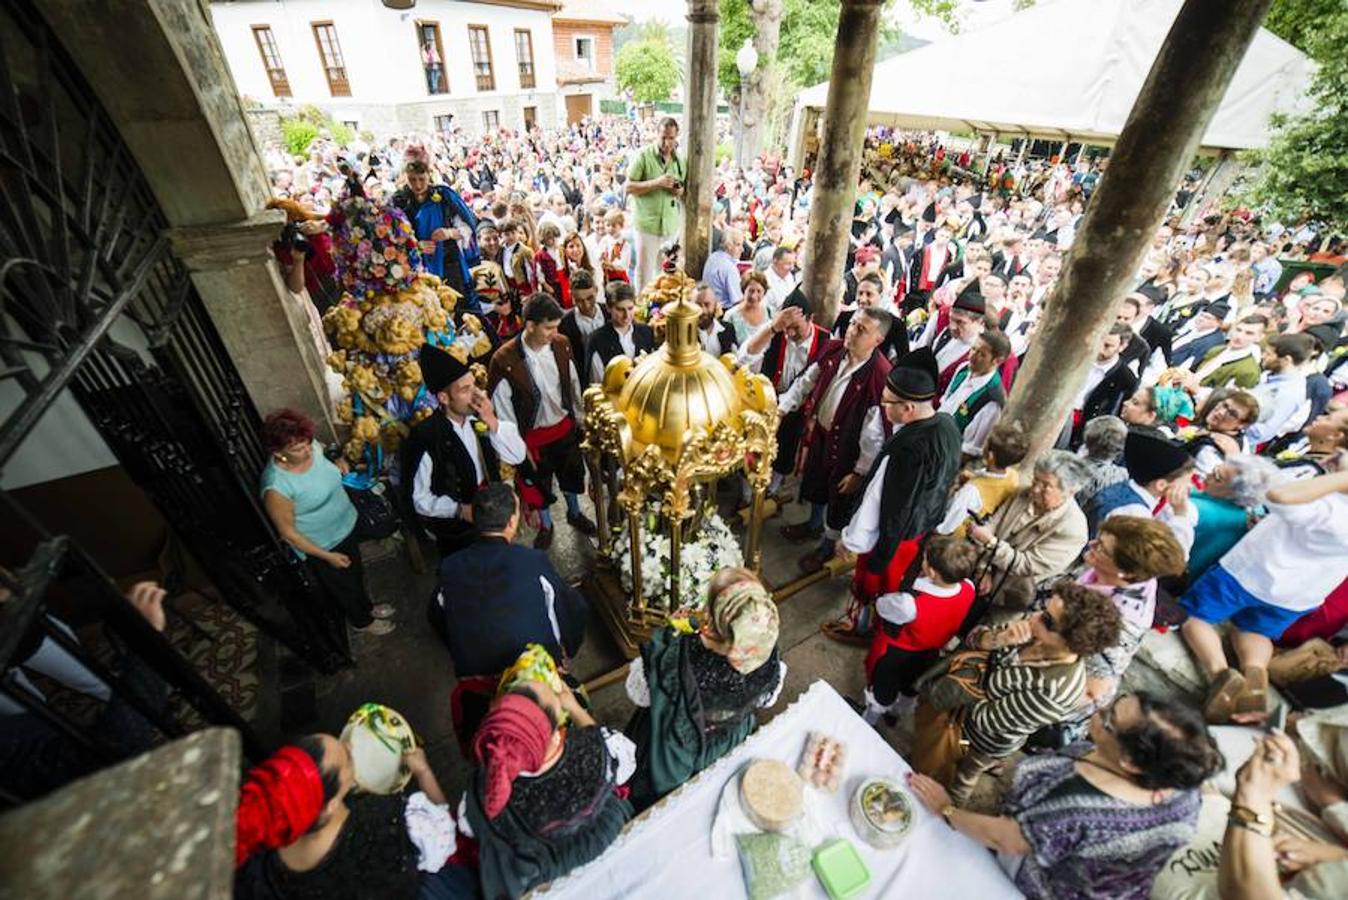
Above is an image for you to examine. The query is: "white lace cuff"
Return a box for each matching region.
[762,661,789,708]
[403,791,456,873]
[602,727,638,785]
[624,657,651,708]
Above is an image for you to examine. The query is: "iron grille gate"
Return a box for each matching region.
[0,1,347,792]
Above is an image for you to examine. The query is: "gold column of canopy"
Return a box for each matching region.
[581,293,779,657]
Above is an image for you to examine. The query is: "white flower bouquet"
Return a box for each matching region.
[612,506,744,612]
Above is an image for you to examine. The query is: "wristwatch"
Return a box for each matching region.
[940,804,958,827]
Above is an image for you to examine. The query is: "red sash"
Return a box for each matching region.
[523,416,574,464]
[852,540,922,605]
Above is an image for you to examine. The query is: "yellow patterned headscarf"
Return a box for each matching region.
[708,580,779,674]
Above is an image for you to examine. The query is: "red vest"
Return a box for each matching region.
[865,580,976,680]
[764,324,830,392]
[799,343,891,480]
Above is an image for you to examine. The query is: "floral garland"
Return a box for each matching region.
[611,507,745,612]
[330,194,423,300]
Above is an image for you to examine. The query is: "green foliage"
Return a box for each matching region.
[281,118,320,156]
[280,105,353,154]
[714,141,733,165]
[1264,0,1341,60]
[1239,1,1348,225]
[615,39,681,104]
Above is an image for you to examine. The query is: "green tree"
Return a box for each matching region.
[1238,0,1348,224]
[615,38,681,104]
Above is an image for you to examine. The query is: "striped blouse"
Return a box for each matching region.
[965,644,1086,758]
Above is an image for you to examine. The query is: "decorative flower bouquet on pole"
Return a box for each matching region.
[581,292,778,657]
[321,194,493,471]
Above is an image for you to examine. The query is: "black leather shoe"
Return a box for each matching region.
[566,512,597,536]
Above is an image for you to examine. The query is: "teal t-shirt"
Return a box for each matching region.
[260,440,357,559]
[1188,492,1250,579]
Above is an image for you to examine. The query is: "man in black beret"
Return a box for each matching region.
[400,343,527,557]
[827,348,962,645]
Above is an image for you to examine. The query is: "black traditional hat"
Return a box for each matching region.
[1123,429,1193,484]
[1201,299,1231,321]
[782,285,811,317]
[1136,282,1167,304]
[886,347,940,401]
[952,291,987,316]
[419,343,471,395]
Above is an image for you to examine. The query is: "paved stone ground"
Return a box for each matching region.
[276,487,1200,810]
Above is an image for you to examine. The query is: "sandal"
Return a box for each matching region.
[821,620,870,647]
[1232,665,1269,722]
[1203,668,1246,723]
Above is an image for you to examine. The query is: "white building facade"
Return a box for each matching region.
[210,0,563,137]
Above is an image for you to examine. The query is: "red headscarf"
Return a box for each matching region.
[235,745,326,867]
[472,693,553,818]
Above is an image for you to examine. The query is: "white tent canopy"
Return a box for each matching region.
[792,0,1313,157]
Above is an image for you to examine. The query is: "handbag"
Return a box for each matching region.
[911,649,991,787]
[344,473,401,541]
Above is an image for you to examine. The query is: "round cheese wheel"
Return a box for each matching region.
[741,759,804,832]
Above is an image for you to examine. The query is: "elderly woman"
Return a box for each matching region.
[463,682,634,898]
[1075,415,1128,509]
[260,410,392,644]
[1076,516,1188,706]
[911,691,1223,900]
[625,568,786,810]
[968,450,1094,607]
[724,270,772,343]
[932,581,1123,804]
[1187,455,1284,580]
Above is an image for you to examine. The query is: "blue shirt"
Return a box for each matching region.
[260,440,357,558]
[702,249,742,309]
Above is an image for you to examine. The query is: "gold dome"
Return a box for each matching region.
[611,295,742,457]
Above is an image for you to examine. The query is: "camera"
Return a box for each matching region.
[281,222,312,256]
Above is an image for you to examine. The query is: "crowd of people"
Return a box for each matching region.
[239,112,1348,899]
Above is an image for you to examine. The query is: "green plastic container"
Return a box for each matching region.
[812,838,871,899]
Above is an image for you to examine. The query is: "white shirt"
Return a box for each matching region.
[940,367,1003,456]
[590,323,638,383]
[572,307,605,341]
[764,266,799,311]
[933,332,973,373]
[411,414,527,520]
[842,455,889,553]
[739,330,814,390]
[876,576,965,627]
[1105,479,1198,558]
[816,356,866,431]
[492,341,584,431]
[699,323,725,356]
[1220,494,1348,611]
[1073,357,1118,410]
[1247,371,1309,445]
[855,407,888,476]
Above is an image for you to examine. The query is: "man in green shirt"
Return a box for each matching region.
[626,117,686,291]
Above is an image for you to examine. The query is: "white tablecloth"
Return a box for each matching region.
[537,680,1023,899]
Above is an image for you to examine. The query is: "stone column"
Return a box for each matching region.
[800,0,884,328]
[682,0,721,279]
[169,215,337,437]
[37,0,336,437]
[1003,0,1274,460]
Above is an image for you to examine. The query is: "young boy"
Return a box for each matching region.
[499,218,536,299]
[1085,429,1198,558]
[936,421,1030,537]
[861,535,978,725]
[599,208,633,284]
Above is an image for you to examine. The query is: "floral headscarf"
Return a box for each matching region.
[707,580,779,674]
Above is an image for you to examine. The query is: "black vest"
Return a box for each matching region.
[588,323,654,376]
[400,411,501,510]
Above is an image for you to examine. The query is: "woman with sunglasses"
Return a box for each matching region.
[947,581,1123,804]
[911,691,1222,900]
[1180,388,1260,477]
